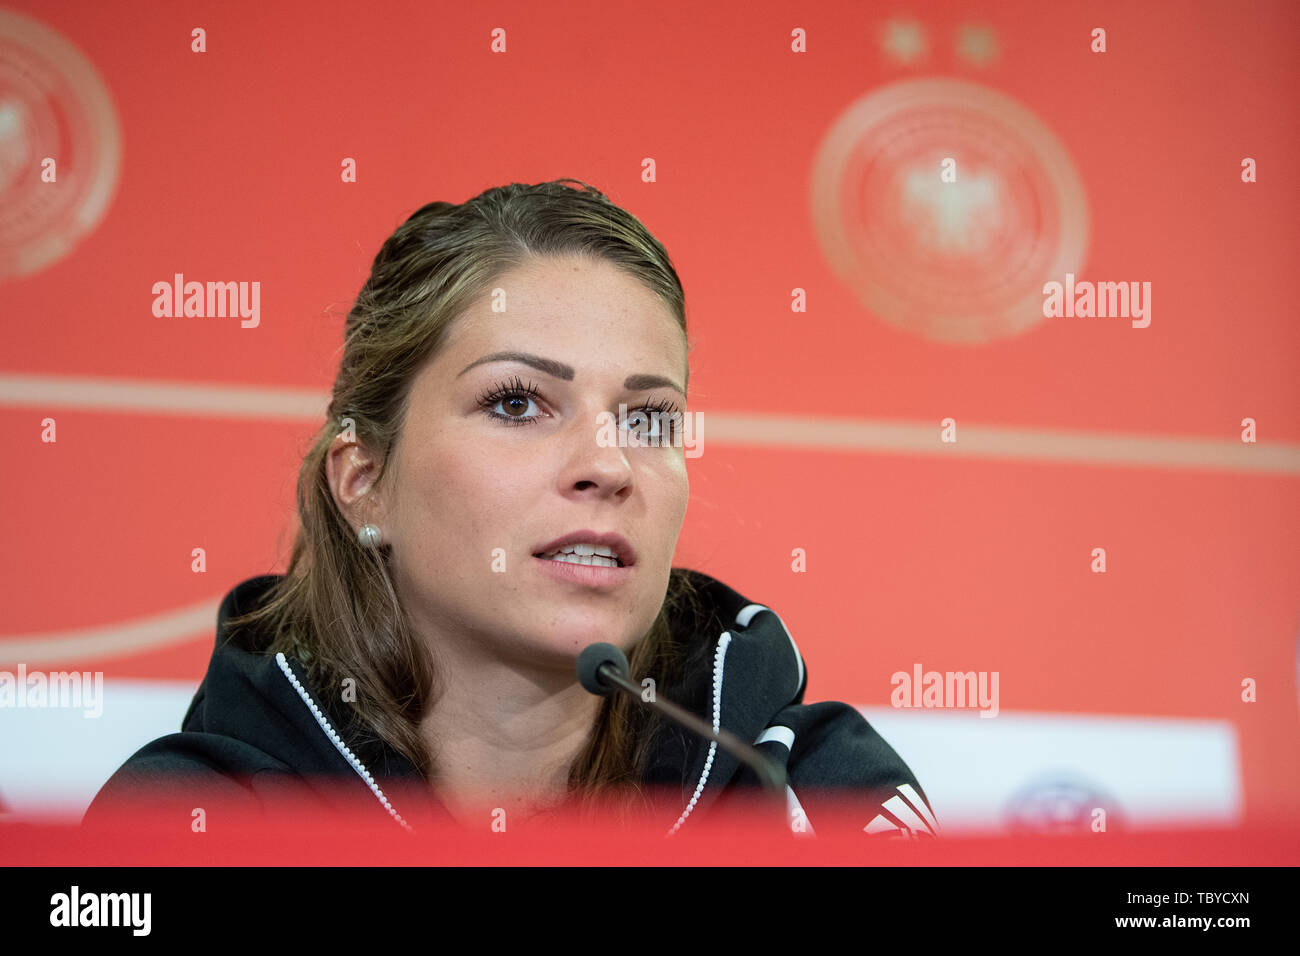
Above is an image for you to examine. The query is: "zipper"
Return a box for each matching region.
[279,628,745,838]
[275,652,413,831]
[666,631,732,836]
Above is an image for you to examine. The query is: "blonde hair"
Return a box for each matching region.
[226,180,703,817]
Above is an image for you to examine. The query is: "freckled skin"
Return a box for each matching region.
[374,253,689,675]
[324,253,692,825]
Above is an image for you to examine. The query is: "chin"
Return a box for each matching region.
[526,618,639,658]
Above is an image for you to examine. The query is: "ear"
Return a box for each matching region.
[326,431,387,534]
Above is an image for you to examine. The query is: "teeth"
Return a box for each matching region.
[539,543,619,561]
[574,543,617,558]
[542,552,620,567]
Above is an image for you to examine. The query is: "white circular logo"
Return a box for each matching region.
[0,9,122,280]
[811,78,1088,344]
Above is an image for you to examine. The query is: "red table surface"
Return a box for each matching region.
[5,807,1298,866]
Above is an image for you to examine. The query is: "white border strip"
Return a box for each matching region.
[1,373,1296,474]
[0,372,325,421]
[0,598,220,667]
[707,413,1300,475]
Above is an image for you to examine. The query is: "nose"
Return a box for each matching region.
[556,406,634,497]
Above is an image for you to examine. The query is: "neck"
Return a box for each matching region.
[417,638,603,830]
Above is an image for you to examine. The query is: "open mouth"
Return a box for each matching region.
[533,547,624,568]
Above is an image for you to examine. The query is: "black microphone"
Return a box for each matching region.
[576,642,787,797]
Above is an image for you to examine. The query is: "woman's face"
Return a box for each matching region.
[366,253,690,673]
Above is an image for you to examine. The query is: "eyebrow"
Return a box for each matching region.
[457,351,686,397]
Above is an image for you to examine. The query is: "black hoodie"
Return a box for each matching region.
[82,569,938,839]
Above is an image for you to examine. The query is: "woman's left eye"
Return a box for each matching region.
[624,409,661,436]
[624,401,680,440]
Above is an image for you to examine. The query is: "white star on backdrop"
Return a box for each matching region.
[882,20,927,64]
[956,24,999,66]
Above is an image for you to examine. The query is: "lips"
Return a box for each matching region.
[532,530,636,567]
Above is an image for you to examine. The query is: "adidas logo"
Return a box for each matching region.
[864,783,940,838]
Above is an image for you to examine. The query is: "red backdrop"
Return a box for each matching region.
[1,0,1296,831]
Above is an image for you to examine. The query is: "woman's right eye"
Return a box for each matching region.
[487,392,542,424]
[476,376,548,426]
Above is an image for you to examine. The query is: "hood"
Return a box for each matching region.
[183,567,809,831]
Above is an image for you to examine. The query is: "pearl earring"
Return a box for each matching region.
[358,524,383,549]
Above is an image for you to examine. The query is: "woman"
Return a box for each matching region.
[84,180,937,839]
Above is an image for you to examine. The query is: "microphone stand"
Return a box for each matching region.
[595,662,788,798]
